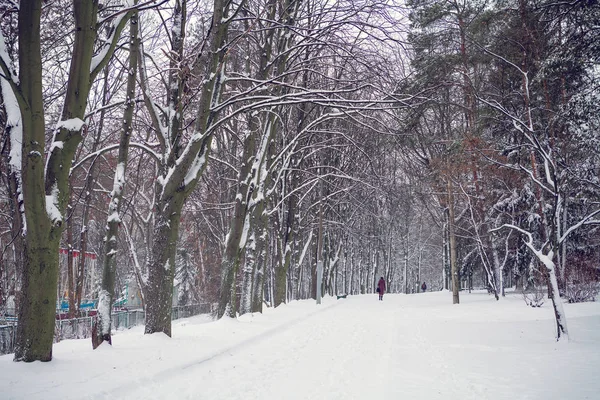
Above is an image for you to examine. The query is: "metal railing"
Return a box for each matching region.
[0,303,214,356]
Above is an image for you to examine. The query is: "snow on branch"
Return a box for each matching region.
[0,30,18,84]
[493,224,555,271]
[70,142,161,174]
[559,209,600,244]
[1,78,22,172]
[56,118,85,132]
[518,164,554,195]
[123,222,148,289]
[90,0,157,78]
[46,184,63,226]
[1,74,26,234]
[183,151,207,188]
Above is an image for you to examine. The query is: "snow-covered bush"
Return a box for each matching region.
[565,281,600,303]
[522,286,545,308]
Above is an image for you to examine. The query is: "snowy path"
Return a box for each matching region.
[3,291,600,400]
[99,293,598,400]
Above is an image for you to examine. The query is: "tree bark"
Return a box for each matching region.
[144,0,231,331]
[448,179,460,304]
[14,0,55,362]
[66,219,76,318]
[144,208,181,335]
[94,6,139,348]
[14,0,131,361]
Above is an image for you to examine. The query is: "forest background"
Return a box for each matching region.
[0,0,599,361]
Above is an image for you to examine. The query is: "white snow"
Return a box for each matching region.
[238,213,250,250]
[56,118,85,132]
[90,13,128,74]
[183,152,206,187]
[0,30,18,83]
[97,289,112,335]
[2,291,599,399]
[1,78,22,170]
[45,184,62,225]
[107,210,120,223]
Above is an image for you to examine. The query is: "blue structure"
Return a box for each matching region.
[58,299,98,312]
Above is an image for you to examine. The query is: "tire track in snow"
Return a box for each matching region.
[93,300,344,400]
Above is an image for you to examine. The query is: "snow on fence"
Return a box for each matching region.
[0,303,214,356]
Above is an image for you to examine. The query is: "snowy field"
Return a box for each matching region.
[1,290,599,400]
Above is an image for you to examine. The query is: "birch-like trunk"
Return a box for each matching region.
[491,236,504,298]
[546,255,569,340]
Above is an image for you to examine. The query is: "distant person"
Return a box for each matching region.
[421,282,427,292]
[377,277,386,301]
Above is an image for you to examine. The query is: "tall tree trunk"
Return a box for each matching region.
[546,258,568,340]
[66,218,76,318]
[491,236,503,299]
[144,207,181,335]
[219,0,299,316]
[13,0,131,362]
[316,203,324,304]
[403,230,409,294]
[14,0,57,362]
[144,0,231,332]
[217,148,253,317]
[94,7,139,348]
[250,171,269,313]
[274,189,296,306]
[448,179,460,304]
[75,66,109,310]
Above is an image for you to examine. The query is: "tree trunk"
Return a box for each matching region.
[274,192,296,307]
[546,258,569,341]
[491,235,503,299]
[403,230,409,294]
[14,0,131,362]
[144,206,181,335]
[240,251,254,315]
[66,219,76,318]
[14,0,55,362]
[316,203,323,304]
[217,127,256,318]
[250,187,269,313]
[448,179,460,304]
[94,7,139,348]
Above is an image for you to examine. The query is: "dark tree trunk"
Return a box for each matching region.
[14,0,55,362]
[144,208,181,336]
[14,0,130,361]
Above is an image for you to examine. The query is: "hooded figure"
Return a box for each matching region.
[378,277,386,300]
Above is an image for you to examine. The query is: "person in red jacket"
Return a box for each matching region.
[377,277,386,300]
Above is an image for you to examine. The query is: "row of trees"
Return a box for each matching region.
[0,0,598,361]
[402,0,600,339]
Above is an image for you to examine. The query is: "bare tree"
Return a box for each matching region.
[0,0,134,361]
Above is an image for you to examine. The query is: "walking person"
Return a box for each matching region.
[421,282,427,292]
[377,276,386,300]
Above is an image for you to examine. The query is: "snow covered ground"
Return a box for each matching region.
[1,290,599,400]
